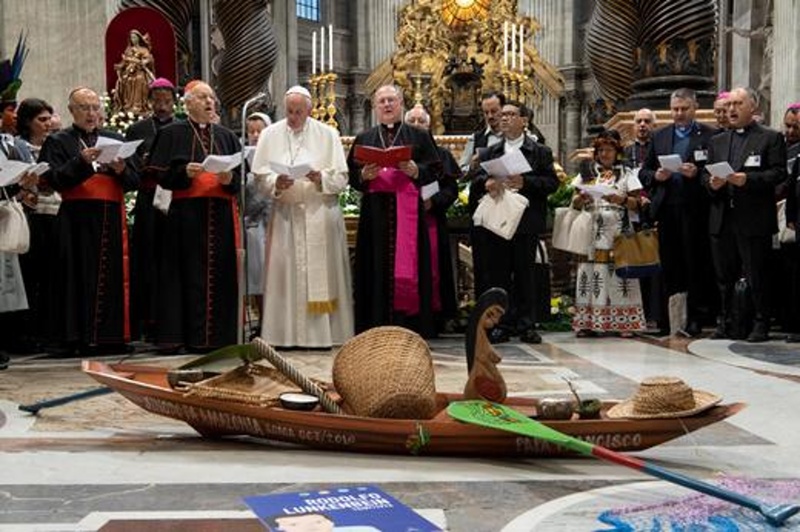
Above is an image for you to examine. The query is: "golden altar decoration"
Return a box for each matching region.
[366,0,564,134]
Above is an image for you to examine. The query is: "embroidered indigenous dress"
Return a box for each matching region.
[39,126,139,347]
[251,117,353,348]
[346,122,443,338]
[571,165,646,333]
[148,120,241,350]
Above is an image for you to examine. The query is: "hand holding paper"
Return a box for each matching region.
[706,161,734,179]
[0,161,50,187]
[575,183,617,200]
[202,153,242,174]
[479,150,532,178]
[95,138,143,164]
[266,160,316,180]
[658,154,682,172]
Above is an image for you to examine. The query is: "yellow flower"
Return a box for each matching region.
[458,189,469,205]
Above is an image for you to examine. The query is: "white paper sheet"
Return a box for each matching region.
[706,161,735,179]
[244,146,256,167]
[421,180,440,201]
[479,149,532,178]
[575,183,617,199]
[267,160,315,180]
[96,139,143,164]
[0,160,50,187]
[202,153,243,174]
[658,154,682,172]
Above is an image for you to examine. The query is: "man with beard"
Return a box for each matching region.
[39,87,139,355]
[640,88,717,337]
[346,85,443,337]
[125,77,177,342]
[148,80,241,353]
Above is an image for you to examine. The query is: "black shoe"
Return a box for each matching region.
[488,328,511,344]
[746,322,769,343]
[685,321,702,338]
[787,334,800,344]
[519,329,542,344]
[0,352,9,371]
[710,320,728,340]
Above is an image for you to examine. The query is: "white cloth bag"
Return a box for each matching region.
[552,206,578,251]
[0,251,28,312]
[472,190,529,240]
[0,189,30,254]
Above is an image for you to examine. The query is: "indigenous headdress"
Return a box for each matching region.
[606,376,722,419]
[0,33,28,106]
[591,128,623,156]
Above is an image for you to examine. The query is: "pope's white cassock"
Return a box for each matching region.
[252,116,354,348]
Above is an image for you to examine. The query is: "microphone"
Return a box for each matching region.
[243,92,268,110]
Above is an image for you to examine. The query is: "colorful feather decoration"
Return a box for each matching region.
[0,32,29,104]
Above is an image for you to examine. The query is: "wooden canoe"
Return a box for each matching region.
[82,360,745,458]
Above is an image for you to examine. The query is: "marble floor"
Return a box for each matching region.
[1,332,799,531]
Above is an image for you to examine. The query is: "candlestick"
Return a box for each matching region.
[503,21,508,68]
[320,26,325,73]
[510,23,516,70]
[328,24,333,71]
[519,24,524,72]
[312,31,317,75]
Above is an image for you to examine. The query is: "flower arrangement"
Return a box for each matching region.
[538,294,575,332]
[446,180,470,220]
[338,185,361,216]
[101,92,143,135]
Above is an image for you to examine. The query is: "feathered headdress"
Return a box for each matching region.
[0,33,29,105]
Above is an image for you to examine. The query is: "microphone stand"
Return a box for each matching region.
[238,92,267,344]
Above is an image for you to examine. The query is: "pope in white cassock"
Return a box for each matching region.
[252,86,354,348]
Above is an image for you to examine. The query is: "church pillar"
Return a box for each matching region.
[270,0,297,118]
[770,0,800,125]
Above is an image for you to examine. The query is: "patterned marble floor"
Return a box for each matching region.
[1,332,799,531]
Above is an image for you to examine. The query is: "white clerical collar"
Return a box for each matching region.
[505,134,525,151]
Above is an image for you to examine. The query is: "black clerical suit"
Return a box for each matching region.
[472,136,558,338]
[347,121,444,338]
[125,115,174,341]
[639,122,717,331]
[704,122,786,337]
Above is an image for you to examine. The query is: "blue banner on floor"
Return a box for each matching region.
[244,485,442,531]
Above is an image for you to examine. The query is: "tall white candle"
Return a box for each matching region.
[510,23,516,70]
[320,26,325,73]
[329,24,333,71]
[519,24,524,72]
[503,21,508,68]
[312,31,317,75]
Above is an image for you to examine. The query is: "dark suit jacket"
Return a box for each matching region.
[785,155,800,227]
[639,122,716,219]
[471,137,558,235]
[704,123,786,236]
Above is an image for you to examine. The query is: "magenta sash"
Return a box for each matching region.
[425,213,441,312]
[368,168,420,314]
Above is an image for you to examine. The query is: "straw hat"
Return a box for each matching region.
[606,376,721,419]
[333,326,437,419]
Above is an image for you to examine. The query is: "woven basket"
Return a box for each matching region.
[332,326,437,419]
[184,363,299,407]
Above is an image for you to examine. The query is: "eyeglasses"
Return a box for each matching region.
[73,104,101,113]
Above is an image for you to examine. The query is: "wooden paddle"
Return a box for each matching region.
[447,400,800,527]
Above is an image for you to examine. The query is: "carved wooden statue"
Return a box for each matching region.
[113,29,155,114]
[464,288,509,403]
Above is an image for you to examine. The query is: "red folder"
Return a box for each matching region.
[354,145,413,167]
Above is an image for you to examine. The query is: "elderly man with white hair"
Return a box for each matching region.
[148,80,242,353]
[39,86,139,356]
[251,85,353,349]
